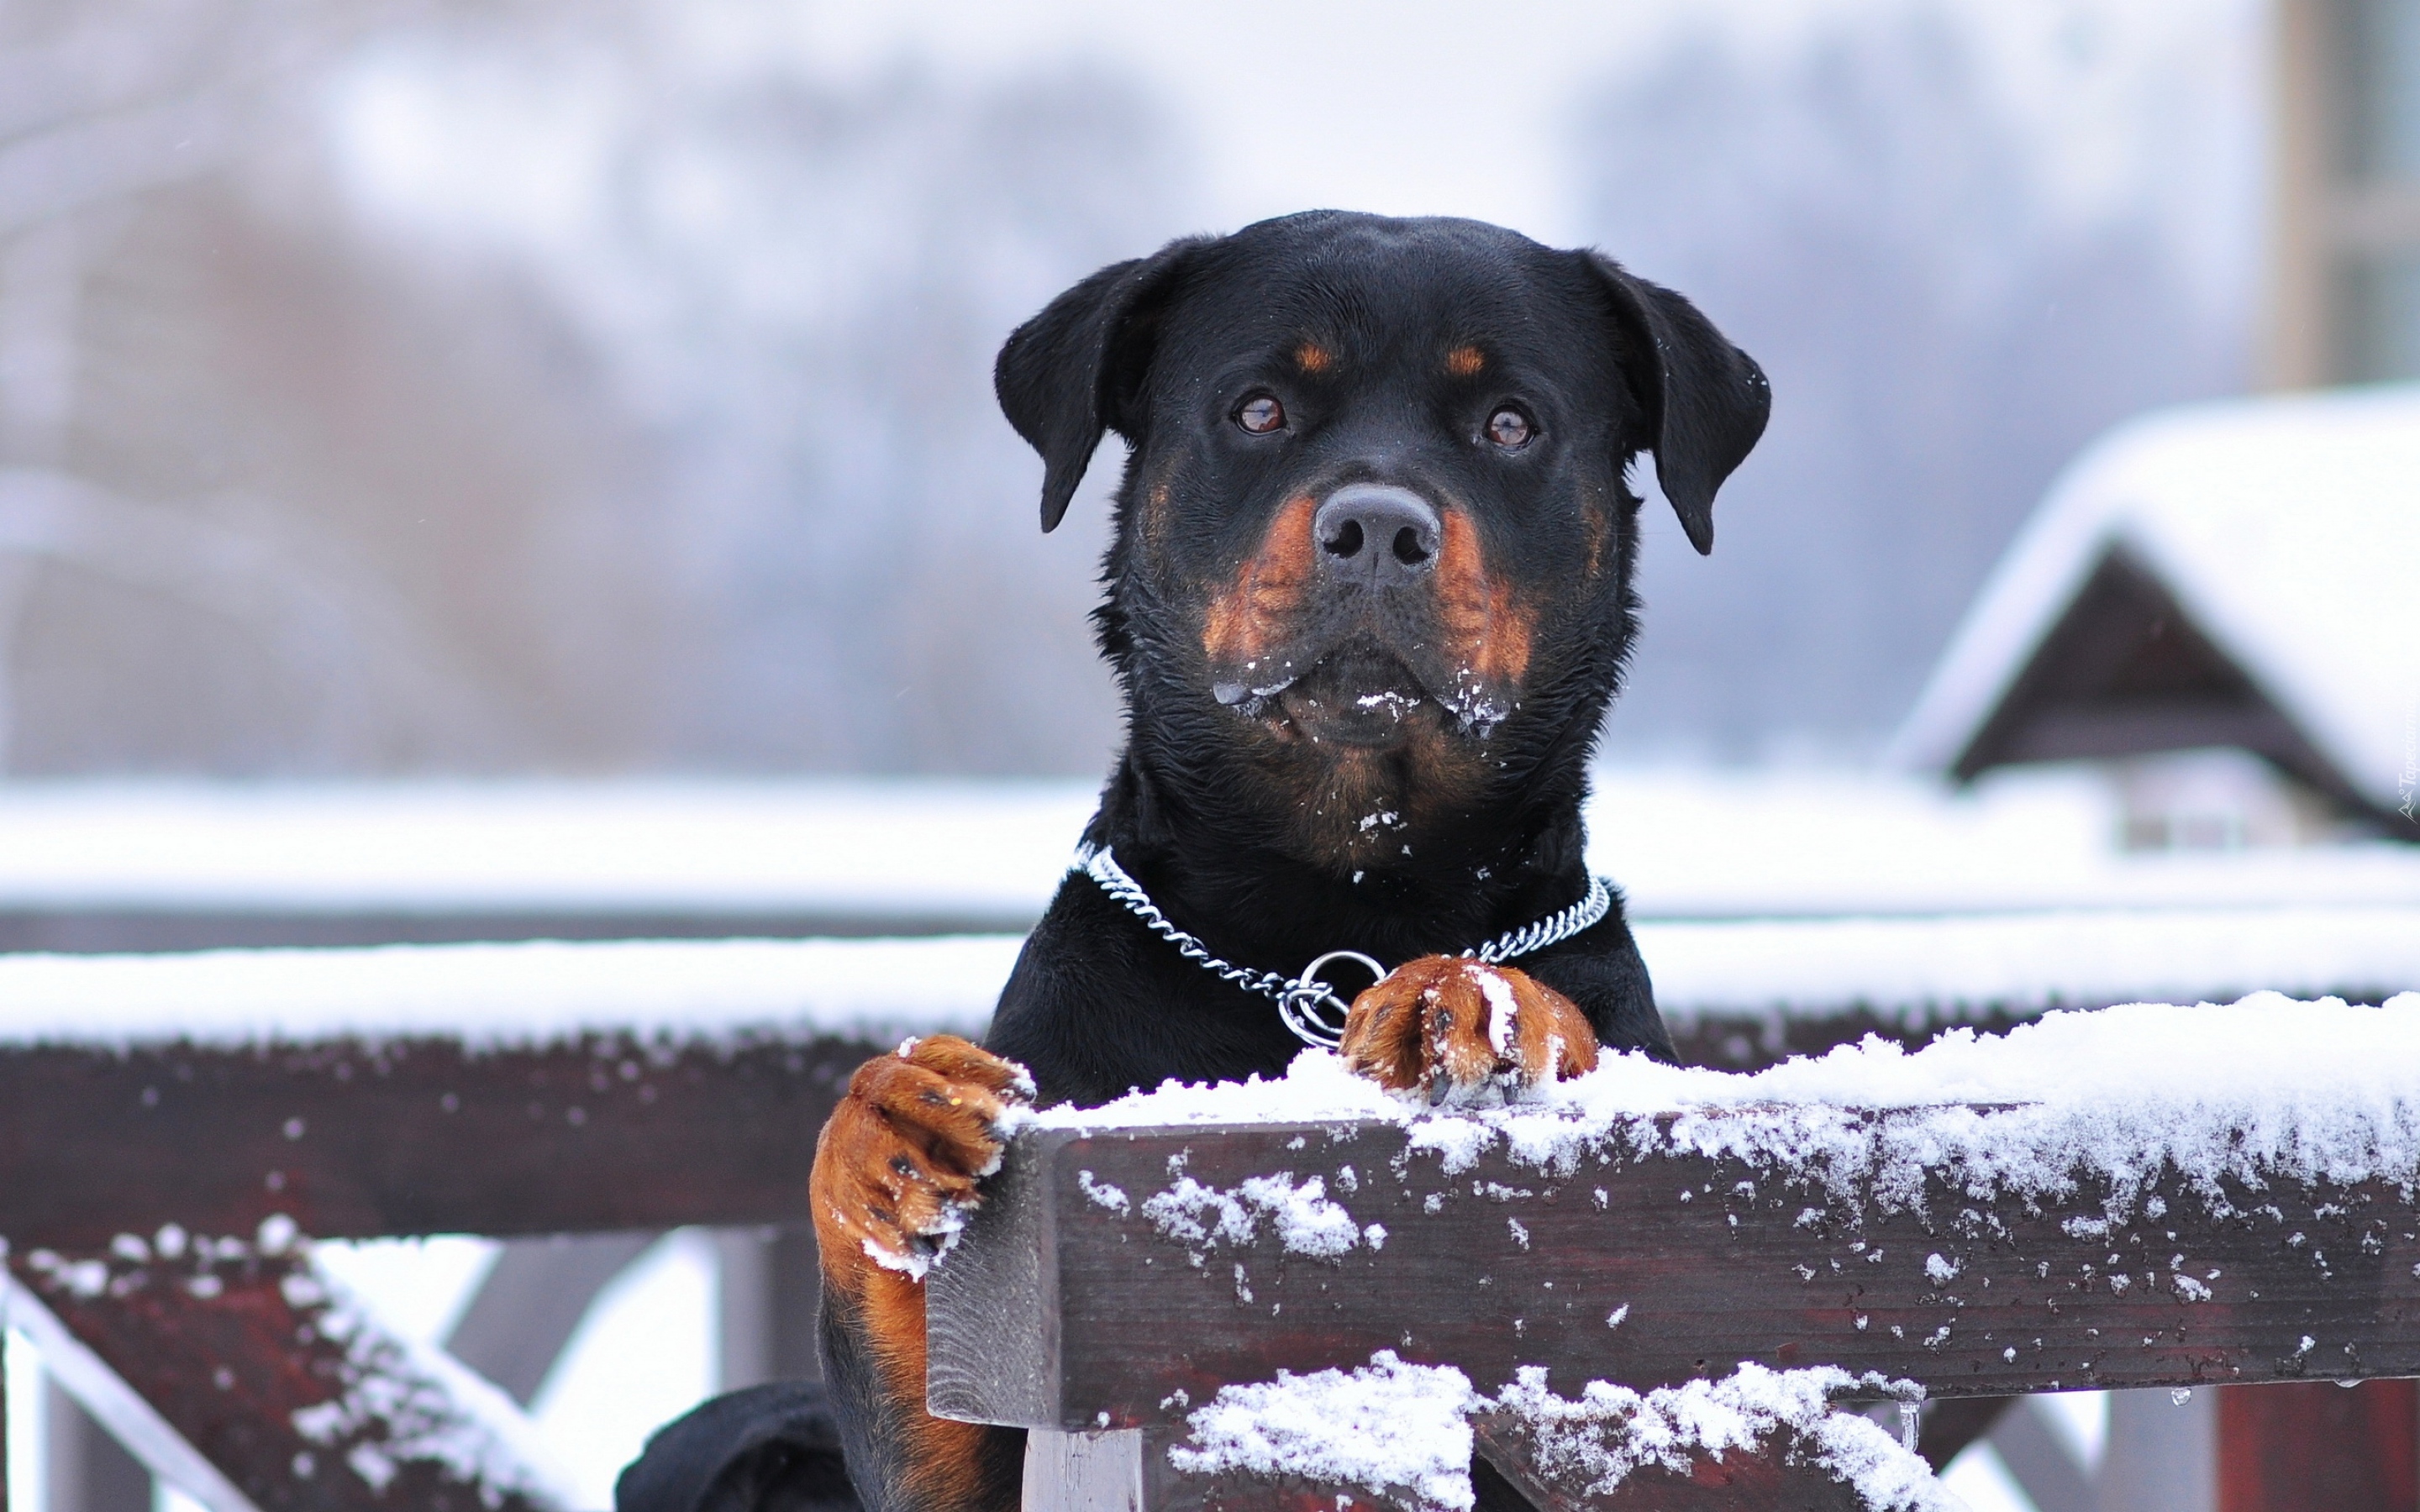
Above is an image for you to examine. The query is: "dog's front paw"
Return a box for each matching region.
[1339,958,1598,1105]
[809,1035,1035,1280]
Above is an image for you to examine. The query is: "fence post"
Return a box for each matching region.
[1021,1430,1145,1512]
[2218,1381,2418,1512]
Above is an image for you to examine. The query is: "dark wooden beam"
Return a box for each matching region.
[0,1033,879,1248]
[928,1120,2420,1434]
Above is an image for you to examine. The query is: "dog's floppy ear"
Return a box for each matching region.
[1583,254,1769,555]
[996,239,1205,533]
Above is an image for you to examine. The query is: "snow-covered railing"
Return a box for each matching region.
[3,937,2416,1508]
[0,937,1002,1511]
[927,995,2420,1510]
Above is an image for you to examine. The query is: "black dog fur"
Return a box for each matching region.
[985,211,1764,1105]
[619,210,1765,1512]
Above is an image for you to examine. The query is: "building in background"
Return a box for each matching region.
[1891,386,2420,846]
[2270,0,2420,384]
[1892,1,2420,847]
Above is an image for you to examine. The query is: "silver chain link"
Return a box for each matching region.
[1074,843,1612,1049]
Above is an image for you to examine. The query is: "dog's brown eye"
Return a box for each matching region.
[1486,408,1533,448]
[1235,394,1286,434]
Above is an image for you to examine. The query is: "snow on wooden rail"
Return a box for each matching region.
[926,994,2420,1509]
[3,1225,577,1512]
[0,939,2412,1509]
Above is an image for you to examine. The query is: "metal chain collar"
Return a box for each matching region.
[1073,843,1613,1050]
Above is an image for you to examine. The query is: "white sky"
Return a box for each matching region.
[683,0,1694,243]
[332,0,2266,327]
[683,0,2265,256]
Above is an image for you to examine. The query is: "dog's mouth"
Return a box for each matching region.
[1212,642,1509,746]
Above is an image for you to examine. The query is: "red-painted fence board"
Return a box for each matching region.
[2220,1379,2418,1512]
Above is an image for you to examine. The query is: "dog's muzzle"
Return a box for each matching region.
[1312,484,1439,591]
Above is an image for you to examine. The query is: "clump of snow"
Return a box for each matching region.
[295,1287,576,1508]
[1169,1354,1947,1509]
[1044,993,2420,1227]
[1142,1173,1363,1259]
[1076,1169,1130,1214]
[1478,968,1520,1058]
[857,1196,972,1283]
[1169,1351,1480,1511]
[1495,1363,1949,1510]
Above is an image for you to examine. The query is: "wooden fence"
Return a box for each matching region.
[0,939,2413,1510]
[929,1000,2420,1511]
[0,1025,879,1511]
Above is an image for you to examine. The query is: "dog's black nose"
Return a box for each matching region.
[1313,484,1440,588]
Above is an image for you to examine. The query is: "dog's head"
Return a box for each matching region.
[998,212,1765,872]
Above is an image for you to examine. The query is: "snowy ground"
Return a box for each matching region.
[0,765,2414,929]
[0,904,2411,1051]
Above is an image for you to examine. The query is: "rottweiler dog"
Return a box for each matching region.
[808,210,1766,1512]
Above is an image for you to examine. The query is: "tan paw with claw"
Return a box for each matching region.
[1339,957,1598,1105]
[810,1034,1035,1280]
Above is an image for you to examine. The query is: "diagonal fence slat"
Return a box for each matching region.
[5,1230,574,1512]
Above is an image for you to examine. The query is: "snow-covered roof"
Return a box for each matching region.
[1,905,2410,1050]
[5,772,2420,928]
[1891,384,2420,815]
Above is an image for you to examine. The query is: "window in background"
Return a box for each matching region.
[2273,0,2420,384]
[2343,254,2420,379]
[2326,0,2420,380]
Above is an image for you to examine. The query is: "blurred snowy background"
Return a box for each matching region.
[0,0,2267,776]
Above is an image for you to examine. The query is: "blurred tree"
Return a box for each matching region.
[0,0,1190,775]
[1572,2,2258,762]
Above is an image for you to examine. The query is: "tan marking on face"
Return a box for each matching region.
[1202,493,1318,666]
[1436,509,1534,685]
[1295,343,1334,374]
[1583,494,1609,580]
[1445,345,1486,378]
[1141,453,1181,563]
